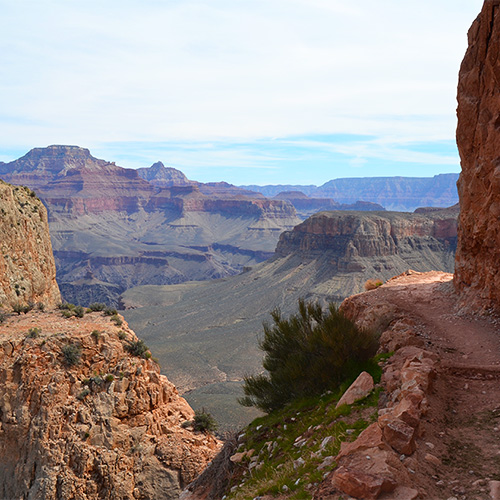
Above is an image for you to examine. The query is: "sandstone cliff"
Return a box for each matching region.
[455,0,500,311]
[0,180,60,309]
[0,310,219,500]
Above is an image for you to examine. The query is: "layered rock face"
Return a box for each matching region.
[242,173,459,212]
[273,191,385,219]
[455,0,500,311]
[276,208,458,275]
[0,146,300,306]
[0,310,219,499]
[0,180,60,308]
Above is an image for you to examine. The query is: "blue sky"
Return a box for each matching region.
[0,0,484,185]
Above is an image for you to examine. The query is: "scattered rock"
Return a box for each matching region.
[336,371,374,408]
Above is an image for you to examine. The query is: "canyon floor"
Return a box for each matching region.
[354,271,500,498]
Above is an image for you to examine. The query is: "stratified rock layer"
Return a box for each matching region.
[0,311,219,500]
[0,180,60,309]
[455,0,500,310]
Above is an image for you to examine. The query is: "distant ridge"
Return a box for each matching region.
[241,173,459,212]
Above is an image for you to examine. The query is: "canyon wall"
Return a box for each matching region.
[455,0,500,311]
[0,180,60,309]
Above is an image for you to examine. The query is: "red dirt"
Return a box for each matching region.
[370,271,500,499]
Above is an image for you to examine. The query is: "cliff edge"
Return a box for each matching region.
[455,0,500,311]
[0,180,60,309]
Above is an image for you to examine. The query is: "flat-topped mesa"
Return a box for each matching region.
[455,0,500,311]
[275,209,458,273]
[0,180,60,309]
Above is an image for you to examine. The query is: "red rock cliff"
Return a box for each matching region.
[455,0,500,310]
[0,181,60,309]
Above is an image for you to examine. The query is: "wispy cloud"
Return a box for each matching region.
[0,0,482,182]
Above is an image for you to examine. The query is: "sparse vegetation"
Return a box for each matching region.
[0,311,5,324]
[103,307,118,316]
[239,299,378,412]
[88,302,105,312]
[118,330,127,340]
[91,330,102,341]
[125,339,152,359]
[364,279,384,291]
[27,327,41,338]
[77,388,90,400]
[73,305,85,318]
[105,374,114,383]
[110,314,123,326]
[192,408,218,433]
[36,302,45,311]
[62,343,82,366]
[12,302,32,315]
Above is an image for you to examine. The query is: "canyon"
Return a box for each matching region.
[0,146,301,307]
[0,177,220,499]
[122,206,458,430]
[242,173,459,212]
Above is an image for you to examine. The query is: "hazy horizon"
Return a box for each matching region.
[0,1,483,185]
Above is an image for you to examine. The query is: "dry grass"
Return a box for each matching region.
[364,279,383,291]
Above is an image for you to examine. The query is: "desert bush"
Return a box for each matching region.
[58,303,76,311]
[0,311,5,324]
[110,314,123,326]
[88,303,105,312]
[105,374,114,383]
[36,302,45,311]
[103,307,118,316]
[91,330,101,341]
[77,388,90,400]
[239,299,378,413]
[62,343,82,366]
[27,327,41,338]
[192,409,218,433]
[73,306,85,318]
[13,302,32,315]
[118,330,127,340]
[125,339,151,359]
[364,279,383,291]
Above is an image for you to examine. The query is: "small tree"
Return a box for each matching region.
[239,299,378,412]
[192,409,218,433]
[62,343,82,366]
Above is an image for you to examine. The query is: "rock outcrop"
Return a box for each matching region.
[0,180,60,309]
[0,310,219,499]
[455,0,500,311]
[276,208,458,274]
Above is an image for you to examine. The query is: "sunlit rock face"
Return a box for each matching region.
[455,0,500,311]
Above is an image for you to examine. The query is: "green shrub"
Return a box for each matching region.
[118,330,127,340]
[27,327,41,338]
[103,307,118,316]
[58,303,76,311]
[62,343,82,366]
[110,314,123,326]
[192,409,218,433]
[88,303,105,312]
[13,302,32,315]
[61,310,74,318]
[0,311,5,324]
[77,388,90,400]
[239,299,378,413]
[105,374,114,383]
[73,306,85,318]
[91,330,101,341]
[36,302,45,311]
[125,339,151,359]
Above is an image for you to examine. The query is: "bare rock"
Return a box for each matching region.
[0,181,60,309]
[490,480,500,500]
[336,371,374,408]
[332,466,397,500]
[455,0,500,311]
[0,311,220,499]
[379,416,417,456]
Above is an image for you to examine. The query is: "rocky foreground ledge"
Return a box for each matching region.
[0,309,220,500]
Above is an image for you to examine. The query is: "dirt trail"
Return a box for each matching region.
[374,272,500,499]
